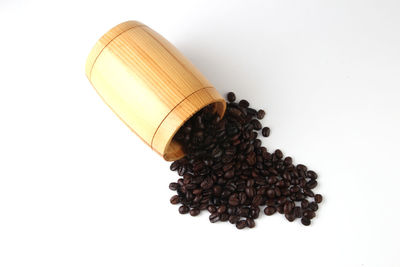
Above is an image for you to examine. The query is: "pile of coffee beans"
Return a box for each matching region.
[168,92,322,229]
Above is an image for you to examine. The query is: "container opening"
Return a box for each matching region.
[163,101,226,161]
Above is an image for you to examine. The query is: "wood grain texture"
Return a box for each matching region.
[85,21,226,160]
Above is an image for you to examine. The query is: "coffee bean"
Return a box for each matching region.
[307,170,318,179]
[283,201,294,214]
[257,109,266,119]
[170,195,180,204]
[229,194,240,206]
[246,218,256,228]
[169,182,179,191]
[209,213,220,223]
[239,99,249,108]
[303,210,316,219]
[301,199,309,209]
[315,194,323,203]
[306,180,318,189]
[301,217,311,226]
[229,215,240,224]
[275,149,283,159]
[207,205,217,213]
[294,207,302,218]
[236,220,247,229]
[264,206,276,215]
[309,202,319,211]
[179,205,189,214]
[220,213,229,221]
[261,127,270,137]
[285,213,295,222]
[217,205,227,213]
[227,92,236,102]
[190,208,200,216]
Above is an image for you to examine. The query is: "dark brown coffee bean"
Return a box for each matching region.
[170,161,179,171]
[285,213,295,222]
[227,92,236,102]
[301,217,311,226]
[309,202,319,211]
[220,213,229,221]
[274,149,283,159]
[245,187,255,198]
[261,127,270,137]
[307,170,318,179]
[169,182,179,191]
[306,180,318,189]
[229,215,240,224]
[209,212,220,223]
[303,210,316,219]
[236,220,247,229]
[301,199,309,209]
[264,206,276,215]
[170,195,180,204]
[239,99,249,108]
[252,194,263,206]
[314,194,323,203]
[217,205,227,213]
[246,218,256,228]
[257,109,266,119]
[284,201,294,214]
[228,194,240,206]
[297,164,307,172]
[207,205,217,213]
[190,208,200,216]
[266,189,275,198]
[304,189,315,197]
[179,205,189,214]
[294,207,302,218]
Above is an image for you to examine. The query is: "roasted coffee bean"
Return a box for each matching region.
[227,92,236,102]
[168,93,321,229]
[284,201,294,214]
[179,205,189,214]
[257,109,266,119]
[301,199,309,209]
[209,213,220,223]
[294,207,302,218]
[169,182,179,191]
[190,208,200,216]
[309,202,319,211]
[262,127,270,137]
[274,149,283,159]
[303,210,316,219]
[306,180,318,189]
[246,218,256,228]
[207,205,217,213]
[264,206,276,215]
[307,170,318,179]
[217,205,227,213]
[315,194,323,203]
[220,213,229,221]
[229,215,240,224]
[285,213,295,222]
[170,195,180,204]
[236,220,247,229]
[239,99,249,108]
[301,217,311,226]
[228,194,240,206]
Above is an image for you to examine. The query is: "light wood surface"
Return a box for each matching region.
[85,21,226,160]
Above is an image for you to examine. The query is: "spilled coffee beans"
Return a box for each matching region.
[169,92,322,229]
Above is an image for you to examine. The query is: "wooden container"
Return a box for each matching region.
[85,21,226,161]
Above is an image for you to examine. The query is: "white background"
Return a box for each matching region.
[1,0,399,266]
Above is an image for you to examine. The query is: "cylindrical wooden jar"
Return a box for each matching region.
[85,21,226,161]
